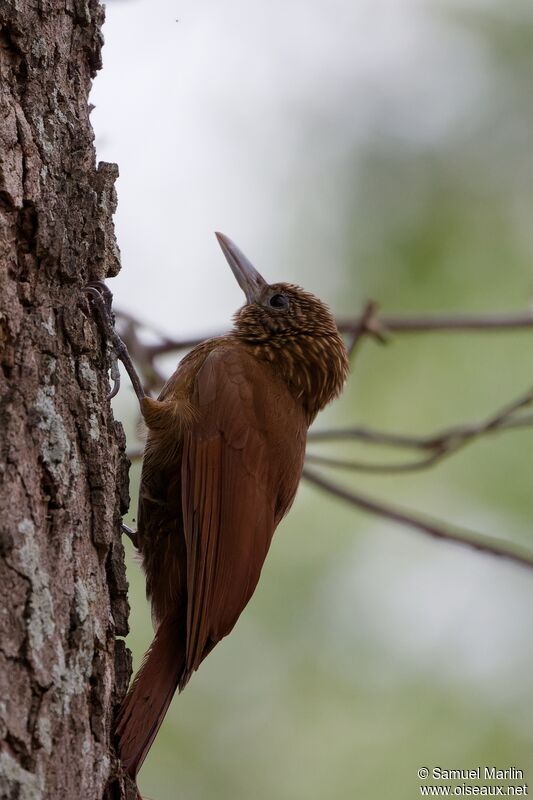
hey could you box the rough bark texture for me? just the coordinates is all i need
[0,2,134,798]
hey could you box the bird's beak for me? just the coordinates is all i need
[215,232,268,304]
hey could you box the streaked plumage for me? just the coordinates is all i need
[115,235,349,781]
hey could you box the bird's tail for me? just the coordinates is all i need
[115,612,185,779]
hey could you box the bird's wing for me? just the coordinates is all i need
[180,345,306,687]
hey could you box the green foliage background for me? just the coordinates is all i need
[112,3,533,798]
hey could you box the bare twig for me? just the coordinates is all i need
[346,300,384,357]
[302,468,533,571]
[115,308,533,365]
[307,387,533,472]
[338,310,533,336]
[307,415,533,446]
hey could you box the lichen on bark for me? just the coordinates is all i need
[0,3,132,798]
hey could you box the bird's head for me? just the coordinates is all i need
[216,232,349,420]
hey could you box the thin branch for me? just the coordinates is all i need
[114,310,218,358]
[308,415,533,446]
[114,308,533,364]
[338,310,533,336]
[346,300,384,357]
[304,451,448,473]
[307,387,533,473]
[302,467,533,571]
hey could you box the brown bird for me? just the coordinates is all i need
[111,233,349,780]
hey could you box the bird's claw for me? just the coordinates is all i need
[84,282,122,400]
[85,281,146,404]
[107,359,121,400]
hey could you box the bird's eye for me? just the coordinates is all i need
[269,293,289,309]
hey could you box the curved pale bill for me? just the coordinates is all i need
[215,232,268,304]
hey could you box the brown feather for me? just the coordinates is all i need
[114,278,349,780]
[114,612,185,778]
[180,345,306,687]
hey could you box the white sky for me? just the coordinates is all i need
[91,0,485,336]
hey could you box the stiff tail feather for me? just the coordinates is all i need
[115,612,186,778]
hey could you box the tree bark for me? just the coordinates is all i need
[0,3,133,798]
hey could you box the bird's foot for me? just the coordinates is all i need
[84,282,146,404]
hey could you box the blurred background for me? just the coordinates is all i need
[91,1,533,798]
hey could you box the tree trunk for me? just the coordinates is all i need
[0,3,133,798]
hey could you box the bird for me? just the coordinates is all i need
[111,233,349,780]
